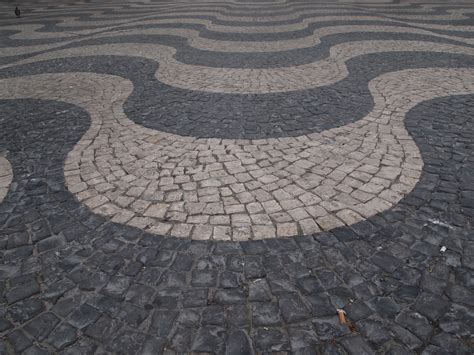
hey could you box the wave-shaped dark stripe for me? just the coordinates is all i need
[2,51,474,140]
[131,32,474,66]
[3,8,474,36]
[3,16,474,52]
[3,27,474,69]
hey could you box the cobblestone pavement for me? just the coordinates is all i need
[1,1,473,354]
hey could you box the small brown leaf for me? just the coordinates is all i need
[337,308,347,325]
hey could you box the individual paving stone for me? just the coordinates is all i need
[109,329,147,354]
[197,255,225,270]
[101,275,131,298]
[76,271,110,292]
[89,294,122,316]
[191,269,218,287]
[317,270,344,289]
[345,300,373,321]
[393,284,419,302]
[24,312,60,341]
[312,316,351,340]
[226,304,249,328]
[160,270,187,288]
[83,315,122,343]
[251,302,281,326]
[59,338,98,354]
[357,319,392,346]
[6,279,40,304]
[438,304,473,337]
[202,305,226,326]
[339,334,375,355]
[149,250,175,267]
[150,310,178,337]
[370,252,402,273]
[42,279,75,303]
[154,290,179,309]
[420,273,446,295]
[243,255,266,279]
[395,311,433,341]
[213,288,245,305]
[118,302,149,326]
[327,286,355,308]
[136,249,158,265]
[413,292,450,321]
[137,337,167,355]
[7,232,29,249]
[170,253,194,271]
[0,315,12,333]
[7,299,45,323]
[125,284,155,308]
[248,278,272,302]
[0,343,8,355]
[7,329,33,353]
[430,332,473,354]
[295,275,323,295]
[68,304,100,330]
[22,345,51,355]
[391,323,423,350]
[167,326,193,352]
[225,329,254,355]
[137,267,163,286]
[219,271,241,288]
[254,328,290,352]
[123,260,142,276]
[369,297,401,319]
[183,289,208,308]
[288,325,320,351]
[52,296,81,318]
[46,322,77,350]
[240,240,268,255]
[191,326,226,353]
[37,234,66,253]
[267,272,298,295]
[176,309,200,328]
[421,344,445,354]
[445,284,474,306]
[100,255,125,274]
[278,293,311,323]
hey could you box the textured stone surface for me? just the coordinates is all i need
[1,0,474,354]
[0,154,12,203]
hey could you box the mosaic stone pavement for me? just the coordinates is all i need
[1,0,474,353]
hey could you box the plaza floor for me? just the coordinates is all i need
[0,0,473,353]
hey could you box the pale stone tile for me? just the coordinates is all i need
[336,209,363,225]
[192,225,213,240]
[213,226,232,241]
[232,226,251,241]
[253,225,276,239]
[147,222,172,236]
[316,215,344,231]
[299,218,321,235]
[276,223,298,237]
